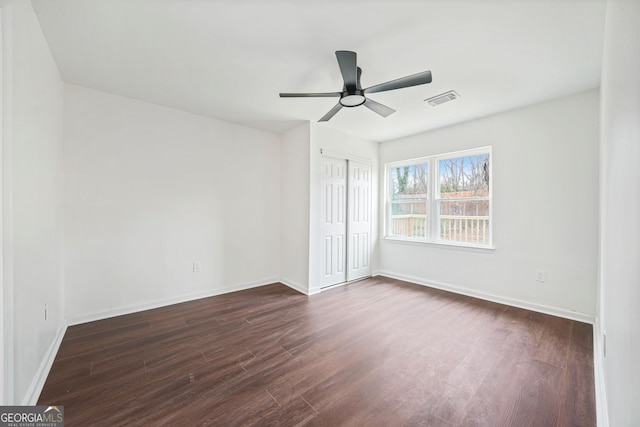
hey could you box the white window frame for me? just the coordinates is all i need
[384,146,492,249]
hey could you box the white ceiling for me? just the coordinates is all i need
[31,0,607,142]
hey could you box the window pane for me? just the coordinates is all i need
[439,153,490,198]
[438,200,490,244]
[389,162,429,239]
[390,201,427,238]
[391,162,429,199]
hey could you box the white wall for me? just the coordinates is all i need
[308,124,379,294]
[1,0,64,404]
[280,123,311,293]
[379,90,599,319]
[64,84,281,321]
[599,0,640,424]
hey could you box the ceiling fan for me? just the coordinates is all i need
[280,50,432,122]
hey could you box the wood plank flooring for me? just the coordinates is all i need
[38,277,596,426]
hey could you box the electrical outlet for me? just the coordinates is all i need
[193,261,201,273]
[535,269,546,283]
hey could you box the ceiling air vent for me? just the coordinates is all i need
[425,90,460,107]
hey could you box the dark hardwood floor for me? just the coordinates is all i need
[38,277,595,426]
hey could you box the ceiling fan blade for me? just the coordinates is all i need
[280,92,341,98]
[363,98,395,118]
[364,71,432,94]
[318,103,343,122]
[336,50,358,92]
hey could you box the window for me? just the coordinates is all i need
[385,147,492,247]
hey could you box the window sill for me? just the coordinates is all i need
[382,237,496,253]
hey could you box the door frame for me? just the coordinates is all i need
[1,5,15,405]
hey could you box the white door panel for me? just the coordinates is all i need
[320,157,347,287]
[347,161,372,281]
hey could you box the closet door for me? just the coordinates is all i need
[347,161,372,281]
[320,157,347,287]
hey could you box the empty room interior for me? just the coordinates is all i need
[1,0,639,425]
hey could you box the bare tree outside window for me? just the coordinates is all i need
[439,154,490,198]
[392,164,427,197]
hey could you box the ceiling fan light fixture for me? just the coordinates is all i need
[340,93,366,107]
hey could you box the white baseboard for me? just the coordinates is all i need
[280,278,309,295]
[593,318,609,427]
[22,322,68,405]
[377,270,596,324]
[67,278,279,326]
